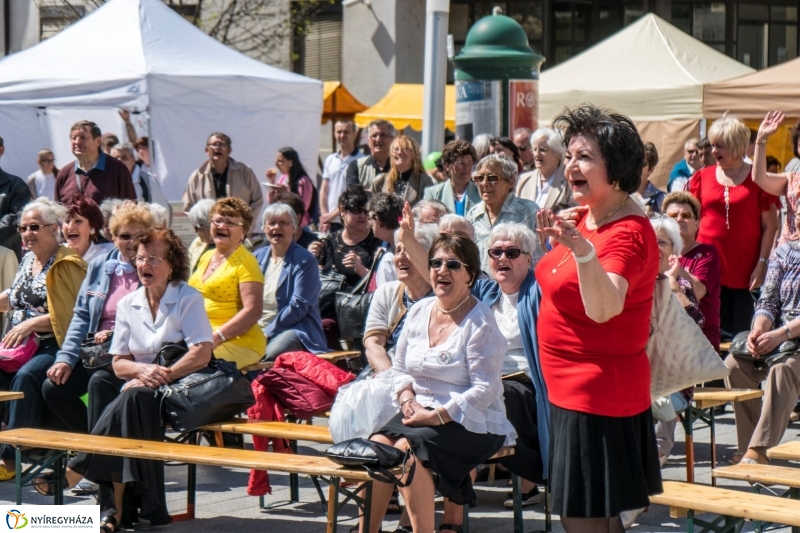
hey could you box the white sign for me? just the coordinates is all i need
[455,80,502,141]
[0,505,100,531]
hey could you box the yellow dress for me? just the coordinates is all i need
[188,245,266,368]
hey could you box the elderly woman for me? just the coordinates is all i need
[689,115,780,336]
[516,127,575,211]
[724,208,800,466]
[41,204,155,438]
[0,198,87,480]
[254,203,326,361]
[472,134,492,161]
[187,199,215,272]
[188,197,265,369]
[536,105,662,532]
[440,214,476,240]
[372,135,434,206]
[110,143,171,224]
[412,199,449,224]
[58,228,213,531]
[662,191,722,351]
[361,232,515,533]
[466,154,543,272]
[423,140,481,216]
[62,194,114,262]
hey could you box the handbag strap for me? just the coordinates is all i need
[346,247,386,298]
[364,448,416,488]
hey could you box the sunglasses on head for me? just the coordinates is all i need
[487,247,527,260]
[429,258,468,271]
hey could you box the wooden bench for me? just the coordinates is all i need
[767,440,800,462]
[0,391,23,402]
[651,480,800,533]
[241,350,360,373]
[682,387,764,484]
[0,428,393,533]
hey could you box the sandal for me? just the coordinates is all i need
[32,471,66,496]
[439,525,463,533]
[100,514,120,533]
[386,488,402,515]
[394,526,413,533]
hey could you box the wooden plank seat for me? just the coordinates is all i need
[241,350,360,374]
[0,428,396,533]
[650,480,800,533]
[713,463,800,488]
[766,441,800,462]
[0,391,23,402]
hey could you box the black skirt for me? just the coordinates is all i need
[549,403,663,518]
[498,380,545,484]
[376,411,505,504]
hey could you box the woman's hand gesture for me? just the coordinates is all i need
[397,201,416,247]
[758,111,785,141]
[536,209,593,256]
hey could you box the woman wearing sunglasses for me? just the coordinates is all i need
[361,231,515,533]
[39,204,155,459]
[0,198,87,481]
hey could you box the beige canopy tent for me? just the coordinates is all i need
[539,14,753,188]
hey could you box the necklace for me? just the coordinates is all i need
[208,251,231,273]
[551,196,629,275]
[720,164,748,230]
[437,293,472,314]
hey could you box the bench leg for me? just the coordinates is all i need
[462,501,469,533]
[511,474,523,533]
[311,475,327,511]
[289,440,299,502]
[681,408,695,483]
[687,509,694,533]
[710,408,717,487]
[52,453,65,506]
[326,479,338,533]
[14,446,21,505]
[171,463,196,522]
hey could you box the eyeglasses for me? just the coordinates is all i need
[391,148,411,156]
[686,149,698,155]
[211,218,244,228]
[666,212,695,221]
[115,233,141,241]
[657,240,671,248]
[17,223,53,234]
[39,158,55,164]
[346,208,368,216]
[532,147,550,155]
[452,159,473,168]
[488,247,527,260]
[429,258,468,271]
[134,255,166,267]
[265,220,293,228]
[472,174,502,184]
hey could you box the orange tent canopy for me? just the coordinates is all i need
[322,81,368,123]
[354,83,456,131]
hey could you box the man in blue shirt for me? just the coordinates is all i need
[668,138,701,192]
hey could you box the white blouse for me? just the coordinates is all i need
[392,297,517,445]
[110,281,213,363]
[493,291,531,379]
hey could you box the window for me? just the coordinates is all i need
[738,2,799,68]
[292,10,342,81]
[39,5,84,40]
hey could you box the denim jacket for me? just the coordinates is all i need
[55,248,128,367]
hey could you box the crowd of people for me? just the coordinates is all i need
[0,103,797,533]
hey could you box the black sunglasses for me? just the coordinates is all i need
[429,258,468,271]
[472,174,502,184]
[17,223,53,234]
[487,247,527,260]
[346,208,368,216]
[116,233,140,241]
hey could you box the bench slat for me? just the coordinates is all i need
[768,441,800,462]
[242,351,360,374]
[0,428,377,481]
[0,392,23,402]
[651,481,800,526]
[713,463,800,488]
[692,387,763,404]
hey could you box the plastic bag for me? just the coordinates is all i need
[329,369,398,443]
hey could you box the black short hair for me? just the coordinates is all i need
[429,232,481,287]
[553,104,644,194]
[338,186,371,213]
[368,192,403,231]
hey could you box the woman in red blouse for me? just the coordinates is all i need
[688,116,780,337]
[536,105,662,532]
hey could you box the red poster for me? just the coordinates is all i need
[508,80,539,133]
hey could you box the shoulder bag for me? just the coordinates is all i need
[728,314,799,370]
[155,341,256,432]
[335,248,385,340]
[319,268,347,319]
[326,437,416,487]
[647,275,730,400]
[0,333,39,373]
[79,332,113,371]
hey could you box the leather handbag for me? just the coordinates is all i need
[326,438,416,487]
[155,341,256,432]
[257,367,334,420]
[729,324,799,370]
[335,249,385,340]
[0,333,39,373]
[647,275,730,400]
[319,269,347,319]
[79,333,113,371]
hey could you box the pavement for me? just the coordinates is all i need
[0,406,799,532]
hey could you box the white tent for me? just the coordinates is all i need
[0,0,322,203]
[539,14,753,187]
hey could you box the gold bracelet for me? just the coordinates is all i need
[435,406,446,426]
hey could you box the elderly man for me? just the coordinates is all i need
[110,143,171,225]
[513,128,535,171]
[668,138,702,192]
[320,119,362,233]
[516,127,575,211]
[182,132,263,216]
[0,136,32,259]
[345,119,394,189]
[55,121,136,205]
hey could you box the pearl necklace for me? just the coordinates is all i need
[720,164,748,230]
[437,293,472,315]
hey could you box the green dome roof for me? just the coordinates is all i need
[453,13,544,68]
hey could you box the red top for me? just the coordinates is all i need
[689,166,780,289]
[535,215,659,417]
[679,243,722,351]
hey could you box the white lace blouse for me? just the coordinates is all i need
[392,297,517,445]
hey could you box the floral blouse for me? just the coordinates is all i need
[4,252,54,329]
[754,241,800,325]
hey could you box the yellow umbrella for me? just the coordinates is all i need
[322,81,368,123]
[354,83,455,131]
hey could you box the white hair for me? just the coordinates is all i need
[651,215,683,252]
[395,223,439,253]
[99,199,124,224]
[144,201,168,227]
[22,197,66,225]
[261,202,298,231]
[439,214,475,240]
[530,127,566,159]
[472,133,492,160]
[187,199,215,228]
[412,199,449,220]
[112,142,136,159]
[488,222,537,256]
[476,153,519,187]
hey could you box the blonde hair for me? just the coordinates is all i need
[708,115,750,161]
[108,203,155,236]
[386,135,424,194]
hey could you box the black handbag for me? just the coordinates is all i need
[319,269,347,319]
[335,249,385,340]
[79,332,113,371]
[326,437,416,487]
[729,325,800,370]
[155,341,256,432]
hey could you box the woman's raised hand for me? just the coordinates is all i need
[536,209,592,255]
[397,201,416,245]
[758,111,785,141]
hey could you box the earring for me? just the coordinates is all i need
[90,229,96,235]
[614,181,620,191]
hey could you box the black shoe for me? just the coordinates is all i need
[503,486,542,508]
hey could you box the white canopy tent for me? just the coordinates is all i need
[539,14,753,188]
[0,0,322,204]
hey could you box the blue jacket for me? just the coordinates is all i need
[254,241,327,354]
[56,248,127,367]
[471,273,550,480]
[668,159,694,190]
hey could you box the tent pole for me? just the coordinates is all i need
[146,106,156,180]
